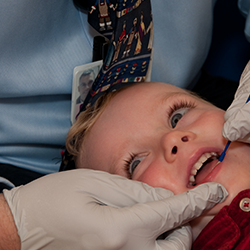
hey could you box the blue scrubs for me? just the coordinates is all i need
[0,0,222,174]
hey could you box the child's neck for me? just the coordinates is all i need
[190,215,214,241]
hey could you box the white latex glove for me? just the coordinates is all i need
[223,60,250,143]
[3,169,227,250]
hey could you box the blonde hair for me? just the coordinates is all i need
[66,90,120,159]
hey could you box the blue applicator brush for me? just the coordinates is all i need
[217,140,231,164]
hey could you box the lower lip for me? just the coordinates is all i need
[195,159,222,185]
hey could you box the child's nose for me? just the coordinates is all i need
[161,131,195,163]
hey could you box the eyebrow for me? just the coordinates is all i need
[160,90,209,105]
[160,91,191,105]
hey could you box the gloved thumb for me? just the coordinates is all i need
[120,182,227,236]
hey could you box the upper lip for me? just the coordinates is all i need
[187,147,221,187]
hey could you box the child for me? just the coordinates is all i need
[67,81,250,248]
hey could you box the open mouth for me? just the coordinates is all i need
[189,152,219,186]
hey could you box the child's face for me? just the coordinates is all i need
[78,82,250,215]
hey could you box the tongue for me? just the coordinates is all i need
[195,159,217,184]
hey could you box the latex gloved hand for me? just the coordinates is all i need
[223,60,250,143]
[4,169,227,250]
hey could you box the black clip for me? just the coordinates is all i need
[93,36,109,62]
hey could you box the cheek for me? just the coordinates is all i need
[183,109,225,139]
[203,113,224,133]
[199,110,225,127]
[136,162,186,195]
[79,133,111,172]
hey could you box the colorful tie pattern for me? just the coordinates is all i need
[60,0,153,170]
[80,0,153,112]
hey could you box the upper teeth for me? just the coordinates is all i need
[189,152,218,186]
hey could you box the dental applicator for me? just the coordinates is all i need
[217,140,231,164]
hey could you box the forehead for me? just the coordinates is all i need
[105,82,189,111]
[118,82,188,99]
[93,83,189,129]
[95,82,216,129]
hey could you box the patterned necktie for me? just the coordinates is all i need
[60,0,153,170]
[77,0,153,112]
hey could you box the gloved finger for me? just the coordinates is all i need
[157,224,192,250]
[223,101,250,141]
[104,183,227,242]
[235,133,250,144]
[233,59,250,100]
[237,59,250,98]
[223,60,250,141]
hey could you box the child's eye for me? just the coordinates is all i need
[129,156,146,175]
[168,101,196,128]
[170,109,189,128]
[124,155,146,177]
